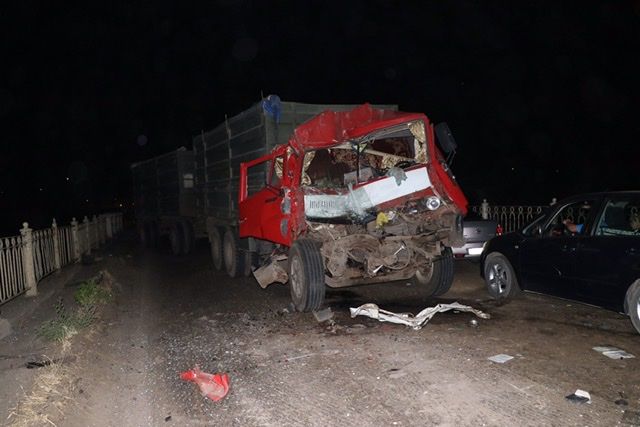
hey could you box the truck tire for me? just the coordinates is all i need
[289,239,325,312]
[483,252,521,301]
[209,227,223,271]
[244,251,257,277]
[625,280,640,335]
[179,219,194,255]
[223,227,245,278]
[412,246,454,297]
[141,221,158,248]
[170,222,184,256]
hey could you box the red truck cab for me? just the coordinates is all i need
[239,103,468,311]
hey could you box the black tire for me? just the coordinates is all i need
[223,227,245,278]
[412,246,455,297]
[179,219,195,255]
[484,252,521,301]
[139,223,149,247]
[209,227,223,271]
[625,280,640,335]
[141,221,158,248]
[244,251,258,277]
[169,222,184,256]
[288,239,326,312]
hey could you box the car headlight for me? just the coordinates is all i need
[425,196,441,210]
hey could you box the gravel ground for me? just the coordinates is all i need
[3,234,640,426]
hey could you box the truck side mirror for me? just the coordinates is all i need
[435,122,457,154]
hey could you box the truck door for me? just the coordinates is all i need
[238,150,292,247]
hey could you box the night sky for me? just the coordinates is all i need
[1,1,639,233]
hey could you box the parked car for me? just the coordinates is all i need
[452,215,502,260]
[480,191,640,334]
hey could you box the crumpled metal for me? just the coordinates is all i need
[349,302,490,330]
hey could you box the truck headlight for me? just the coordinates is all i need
[425,196,441,210]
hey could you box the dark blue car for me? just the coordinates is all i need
[480,191,640,334]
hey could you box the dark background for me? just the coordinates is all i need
[1,1,639,235]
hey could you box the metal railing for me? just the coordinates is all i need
[0,213,123,306]
[469,199,557,233]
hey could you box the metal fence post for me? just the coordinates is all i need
[20,223,37,297]
[480,199,489,220]
[83,216,91,255]
[71,217,80,261]
[98,215,106,245]
[52,218,61,271]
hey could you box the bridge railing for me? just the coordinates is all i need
[0,213,123,306]
[469,199,557,234]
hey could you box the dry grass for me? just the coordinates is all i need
[7,269,117,426]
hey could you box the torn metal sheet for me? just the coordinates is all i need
[253,261,288,289]
[349,302,490,330]
[592,346,635,359]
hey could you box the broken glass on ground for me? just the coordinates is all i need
[349,302,490,330]
[488,354,514,364]
[592,346,635,359]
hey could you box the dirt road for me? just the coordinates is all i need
[4,235,640,426]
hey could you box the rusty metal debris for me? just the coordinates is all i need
[349,302,490,330]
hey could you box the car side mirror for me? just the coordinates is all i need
[435,122,457,154]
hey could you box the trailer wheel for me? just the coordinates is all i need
[223,227,245,278]
[289,239,325,312]
[209,227,223,271]
[179,219,194,255]
[141,221,158,248]
[413,246,454,297]
[170,222,184,256]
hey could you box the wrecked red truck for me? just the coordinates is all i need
[229,98,469,311]
[133,97,469,312]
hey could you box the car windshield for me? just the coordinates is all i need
[521,211,549,236]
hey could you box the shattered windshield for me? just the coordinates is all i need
[302,121,427,189]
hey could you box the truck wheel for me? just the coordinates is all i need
[625,280,640,335]
[412,246,454,297]
[209,227,223,271]
[170,222,184,256]
[148,222,159,248]
[289,239,325,312]
[179,219,194,255]
[484,252,521,301]
[223,227,245,278]
[141,221,158,248]
[244,251,257,277]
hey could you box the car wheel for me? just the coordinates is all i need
[625,280,640,335]
[179,220,195,255]
[412,246,455,297]
[484,252,521,301]
[223,227,245,278]
[170,222,184,256]
[289,239,325,312]
[209,227,223,271]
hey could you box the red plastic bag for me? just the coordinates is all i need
[180,366,230,402]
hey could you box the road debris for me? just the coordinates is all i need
[180,366,230,402]
[313,307,334,323]
[565,389,591,404]
[349,302,490,330]
[488,354,514,364]
[592,346,635,360]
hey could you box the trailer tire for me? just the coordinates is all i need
[170,222,184,256]
[413,246,454,297]
[209,227,223,271]
[141,221,158,248]
[289,239,325,312]
[179,219,194,255]
[223,227,245,278]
